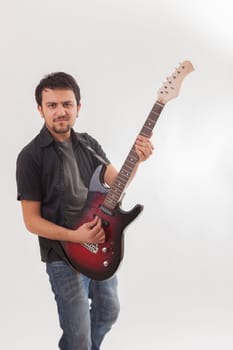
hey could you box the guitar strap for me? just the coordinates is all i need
[77,136,109,166]
[85,144,109,166]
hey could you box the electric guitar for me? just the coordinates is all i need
[60,61,194,280]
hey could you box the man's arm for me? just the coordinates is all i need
[20,200,105,243]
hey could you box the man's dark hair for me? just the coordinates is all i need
[35,72,81,106]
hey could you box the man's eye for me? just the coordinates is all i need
[48,103,56,109]
[64,102,73,108]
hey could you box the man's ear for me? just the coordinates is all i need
[76,103,81,117]
[37,105,44,118]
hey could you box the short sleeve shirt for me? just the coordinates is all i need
[16,125,110,262]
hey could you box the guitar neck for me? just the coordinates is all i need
[103,101,165,210]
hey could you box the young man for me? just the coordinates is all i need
[16,72,154,350]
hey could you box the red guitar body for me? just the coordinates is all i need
[59,166,143,280]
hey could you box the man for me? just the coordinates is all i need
[16,72,154,350]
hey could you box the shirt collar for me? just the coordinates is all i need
[38,124,55,147]
[38,124,80,148]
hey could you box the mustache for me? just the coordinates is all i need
[53,116,69,122]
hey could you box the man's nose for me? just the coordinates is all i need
[56,105,66,115]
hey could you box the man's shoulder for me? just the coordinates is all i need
[18,133,41,158]
[17,129,49,167]
[18,126,53,158]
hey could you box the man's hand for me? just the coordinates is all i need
[135,134,154,162]
[73,216,105,244]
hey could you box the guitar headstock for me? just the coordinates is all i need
[157,60,194,104]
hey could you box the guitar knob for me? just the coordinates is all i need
[103,261,110,267]
[102,247,108,253]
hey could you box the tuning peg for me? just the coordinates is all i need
[166,77,172,84]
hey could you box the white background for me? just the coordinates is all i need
[1,0,233,349]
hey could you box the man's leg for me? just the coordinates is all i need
[89,275,120,350]
[46,261,91,350]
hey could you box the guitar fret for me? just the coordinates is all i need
[151,110,160,116]
[143,123,153,131]
[120,171,129,177]
[104,100,164,209]
[112,186,120,193]
[142,125,153,131]
[118,173,128,181]
[140,127,152,136]
[105,195,117,204]
[145,119,155,128]
[113,183,123,191]
[103,201,115,210]
[127,155,138,162]
[122,165,133,173]
[120,169,130,175]
[140,132,149,137]
[115,179,127,187]
[109,192,119,200]
[105,196,118,207]
[125,160,136,167]
[123,161,133,169]
[125,160,135,167]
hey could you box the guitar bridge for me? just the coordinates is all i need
[81,242,99,254]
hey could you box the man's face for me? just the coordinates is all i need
[38,88,81,140]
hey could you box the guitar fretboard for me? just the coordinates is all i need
[103,101,164,210]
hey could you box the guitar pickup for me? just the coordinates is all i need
[99,204,114,216]
[93,214,109,228]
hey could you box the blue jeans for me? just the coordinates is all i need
[46,261,120,350]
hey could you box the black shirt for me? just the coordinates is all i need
[16,125,110,262]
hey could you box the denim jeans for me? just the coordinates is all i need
[46,261,120,350]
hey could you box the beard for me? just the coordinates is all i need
[51,116,71,134]
[52,124,71,134]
